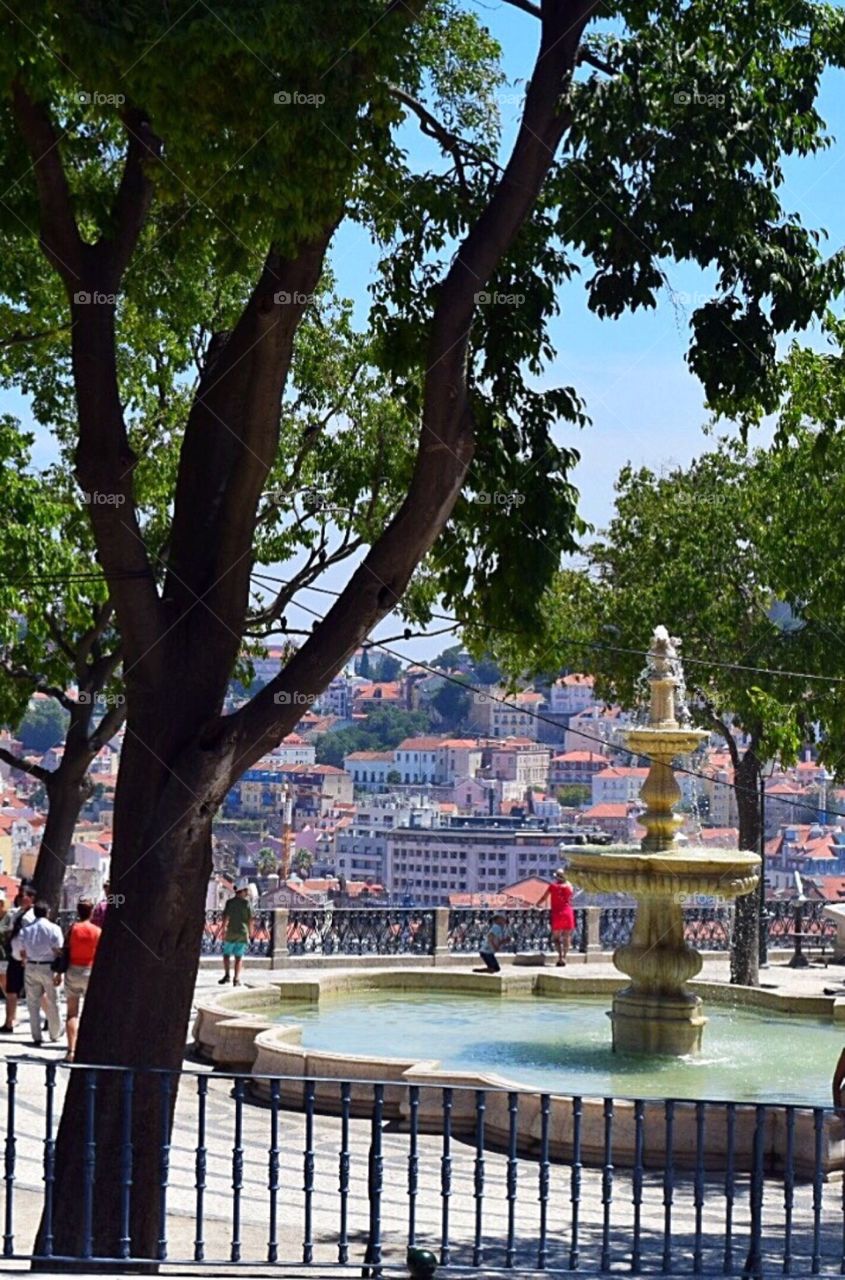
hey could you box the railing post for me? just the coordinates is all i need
[272,909,289,968]
[433,907,450,964]
[585,906,602,955]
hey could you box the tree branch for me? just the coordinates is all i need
[0,660,77,714]
[220,0,600,782]
[44,613,78,666]
[106,109,162,281]
[0,746,51,785]
[88,698,127,754]
[577,45,617,76]
[501,0,542,17]
[10,80,83,285]
[0,323,71,349]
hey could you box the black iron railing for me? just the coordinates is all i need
[56,901,837,960]
[287,907,434,955]
[4,1059,845,1274]
[200,910,274,956]
[447,907,587,955]
[599,905,737,953]
[599,905,637,949]
[767,900,836,950]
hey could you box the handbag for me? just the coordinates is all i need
[52,925,72,974]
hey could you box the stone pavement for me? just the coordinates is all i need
[1,955,844,1275]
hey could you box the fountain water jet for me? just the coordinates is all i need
[567,626,761,1056]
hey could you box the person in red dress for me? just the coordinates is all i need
[537,867,576,966]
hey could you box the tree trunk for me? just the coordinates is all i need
[730,750,762,987]
[32,760,92,913]
[35,730,217,1263]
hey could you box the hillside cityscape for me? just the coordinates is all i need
[2,645,840,914]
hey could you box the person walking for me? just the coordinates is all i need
[91,879,111,928]
[61,898,101,1062]
[218,882,254,987]
[1,884,36,1034]
[537,867,576,966]
[0,895,9,1001]
[19,902,63,1046]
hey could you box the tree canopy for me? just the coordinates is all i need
[2,0,845,1258]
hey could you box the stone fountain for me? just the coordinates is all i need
[567,626,761,1056]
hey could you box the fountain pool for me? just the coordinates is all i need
[251,989,839,1106]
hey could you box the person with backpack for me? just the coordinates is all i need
[0,884,36,1034]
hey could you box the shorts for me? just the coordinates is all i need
[65,965,92,999]
[6,958,24,995]
[222,941,248,958]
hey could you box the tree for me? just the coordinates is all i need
[256,847,278,876]
[369,653,403,682]
[493,443,845,984]
[1,0,842,1258]
[0,423,125,908]
[292,848,313,877]
[316,705,430,765]
[16,698,70,754]
[430,676,472,730]
[557,783,592,807]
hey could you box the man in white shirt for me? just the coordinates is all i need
[19,902,63,1046]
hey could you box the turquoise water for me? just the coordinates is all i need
[266,991,841,1105]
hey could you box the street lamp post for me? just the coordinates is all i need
[758,775,769,968]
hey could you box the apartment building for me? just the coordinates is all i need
[343,751,396,792]
[591,766,650,806]
[383,815,569,905]
[335,795,442,886]
[549,673,595,716]
[487,741,551,788]
[394,737,444,784]
[469,689,542,740]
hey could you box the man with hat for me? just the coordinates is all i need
[218,881,254,987]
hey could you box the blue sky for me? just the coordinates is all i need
[7,4,845,663]
[317,5,845,658]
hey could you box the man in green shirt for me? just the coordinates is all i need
[219,883,254,987]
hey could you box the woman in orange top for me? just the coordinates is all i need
[61,898,101,1061]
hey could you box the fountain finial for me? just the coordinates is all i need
[647,625,681,728]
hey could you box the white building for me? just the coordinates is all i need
[384,816,568,905]
[335,794,442,885]
[549,674,595,716]
[343,751,396,792]
[469,689,542,740]
[436,739,484,785]
[591,767,650,806]
[268,734,317,767]
[315,674,352,720]
[394,737,443,785]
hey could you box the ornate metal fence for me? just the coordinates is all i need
[287,907,434,956]
[200,909,274,956]
[599,905,637,949]
[600,904,734,952]
[766,900,836,951]
[4,1059,845,1275]
[447,907,587,955]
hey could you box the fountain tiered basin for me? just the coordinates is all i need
[568,626,760,1055]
